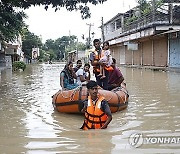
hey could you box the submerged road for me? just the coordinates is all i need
[0,63,180,153]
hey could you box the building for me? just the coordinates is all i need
[0,35,24,69]
[102,2,180,68]
[68,50,88,63]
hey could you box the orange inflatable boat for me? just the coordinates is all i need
[52,83,129,113]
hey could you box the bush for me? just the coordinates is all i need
[12,61,26,71]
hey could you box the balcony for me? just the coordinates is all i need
[123,12,170,33]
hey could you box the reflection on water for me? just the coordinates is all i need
[0,63,180,153]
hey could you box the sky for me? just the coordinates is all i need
[25,0,138,43]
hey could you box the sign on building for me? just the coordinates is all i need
[32,48,39,59]
[128,43,138,51]
[124,42,138,50]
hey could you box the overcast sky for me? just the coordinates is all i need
[25,0,137,43]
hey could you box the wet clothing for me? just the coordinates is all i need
[95,70,109,90]
[108,66,124,90]
[60,69,78,90]
[81,97,112,117]
[81,96,112,130]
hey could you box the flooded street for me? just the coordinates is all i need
[0,63,180,153]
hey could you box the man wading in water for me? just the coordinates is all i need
[81,80,112,130]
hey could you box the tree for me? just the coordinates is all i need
[1,0,107,42]
[77,42,87,51]
[22,28,42,59]
[43,35,87,61]
[0,2,27,41]
[1,0,107,19]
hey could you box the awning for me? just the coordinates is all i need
[155,29,180,36]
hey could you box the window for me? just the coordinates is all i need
[110,22,115,32]
[116,18,121,29]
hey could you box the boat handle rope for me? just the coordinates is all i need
[113,86,129,104]
[114,92,121,112]
[60,86,81,101]
[78,86,83,112]
[103,92,113,102]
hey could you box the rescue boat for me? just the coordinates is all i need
[52,83,129,113]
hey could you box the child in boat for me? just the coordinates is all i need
[98,41,113,79]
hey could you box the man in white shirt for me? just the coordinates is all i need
[76,63,90,86]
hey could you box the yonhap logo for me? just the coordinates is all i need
[129,132,143,148]
[129,132,180,148]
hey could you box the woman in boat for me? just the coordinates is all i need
[108,58,124,90]
[81,80,112,130]
[60,61,78,90]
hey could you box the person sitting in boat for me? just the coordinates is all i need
[60,61,78,90]
[73,59,82,72]
[76,63,91,86]
[108,58,124,91]
[81,80,112,130]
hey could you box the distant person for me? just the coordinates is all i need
[108,58,124,90]
[98,41,113,79]
[76,63,91,86]
[90,39,109,90]
[60,61,78,90]
[74,60,82,72]
[81,80,112,130]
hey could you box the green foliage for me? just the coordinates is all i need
[0,2,27,41]
[1,0,107,19]
[137,0,164,16]
[125,0,164,26]
[12,61,26,71]
[43,35,86,61]
[77,42,86,51]
[22,28,42,59]
[125,15,139,25]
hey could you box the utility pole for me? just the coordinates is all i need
[101,17,105,42]
[169,2,173,24]
[86,23,94,48]
[152,0,156,22]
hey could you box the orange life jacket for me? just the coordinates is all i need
[81,95,108,130]
[92,50,113,73]
[92,50,101,73]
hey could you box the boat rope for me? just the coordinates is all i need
[114,92,121,112]
[112,86,129,104]
[52,91,61,110]
[59,86,80,101]
[101,92,113,102]
[78,86,83,112]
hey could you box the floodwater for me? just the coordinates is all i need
[0,63,180,154]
